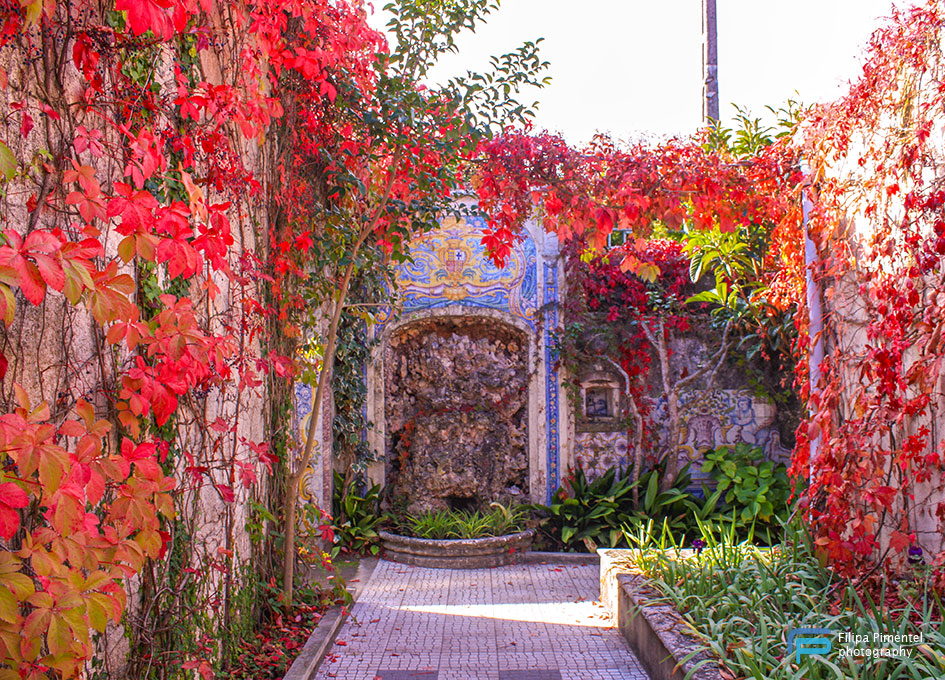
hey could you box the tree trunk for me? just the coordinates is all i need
[627,392,645,506]
[281,151,401,606]
[282,255,357,606]
[644,318,683,491]
[642,317,733,492]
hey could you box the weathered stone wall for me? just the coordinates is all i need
[571,331,793,485]
[0,20,272,675]
[384,317,529,513]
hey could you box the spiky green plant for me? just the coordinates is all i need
[625,521,945,680]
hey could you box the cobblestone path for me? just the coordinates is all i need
[314,559,650,680]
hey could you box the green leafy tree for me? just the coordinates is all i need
[280,0,549,603]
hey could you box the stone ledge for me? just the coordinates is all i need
[599,549,722,680]
[284,558,379,680]
[518,550,600,564]
[380,529,534,568]
[282,606,345,680]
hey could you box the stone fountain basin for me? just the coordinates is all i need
[379,529,535,569]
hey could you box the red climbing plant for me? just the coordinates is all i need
[474,131,801,278]
[0,0,380,675]
[0,0,547,675]
[474,0,945,580]
[792,0,945,575]
[474,128,801,490]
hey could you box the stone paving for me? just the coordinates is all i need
[314,559,650,680]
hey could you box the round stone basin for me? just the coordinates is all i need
[379,529,535,569]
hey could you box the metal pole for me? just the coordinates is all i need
[702,0,719,122]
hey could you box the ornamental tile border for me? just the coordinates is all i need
[544,260,560,501]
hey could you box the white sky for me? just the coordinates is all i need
[370,0,907,144]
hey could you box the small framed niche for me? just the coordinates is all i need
[577,371,624,432]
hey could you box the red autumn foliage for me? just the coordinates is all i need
[791,0,945,575]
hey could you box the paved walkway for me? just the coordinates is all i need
[314,559,649,680]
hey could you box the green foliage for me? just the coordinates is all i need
[629,520,945,680]
[381,0,549,141]
[332,308,378,475]
[540,464,700,552]
[543,466,635,552]
[400,502,528,539]
[684,223,789,355]
[542,448,797,552]
[330,471,387,557]
[404,508,454,539]
[703,101,804,157]
[246,498,278,546]
[702,443,792,524]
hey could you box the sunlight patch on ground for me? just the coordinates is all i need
[400,601,612,627]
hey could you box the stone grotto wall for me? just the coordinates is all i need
[360,206,564,506]
[384,317,529,513]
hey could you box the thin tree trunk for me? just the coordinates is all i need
[282,253,359,606]
[627,392,644,505]
[282,151,402,605]
[602,356,644,504]
[644,318,682,490]
[642,317,732,492]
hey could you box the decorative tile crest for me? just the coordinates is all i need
[376,215,538,329]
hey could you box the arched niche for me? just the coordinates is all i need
[367,306,544,512]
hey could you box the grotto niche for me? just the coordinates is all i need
[384,316,529,514]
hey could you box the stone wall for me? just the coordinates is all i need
[384,317,529,513]
[0,20,273,675]
[355,209,793,508]
[570,332,793,486]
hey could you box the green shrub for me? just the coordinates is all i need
[399,502,528,539]
[542,448,797,552]
[628,520,945,680]
[330,471,387,557]
[701,442,792,523]
[539,463,701,552]
[542,465,635,552]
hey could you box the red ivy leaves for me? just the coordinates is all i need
[793,1,945,574]
[115,0,182,41]
[0,0,394,673]
[0,230,63,305]
[0,483,29,541]
[475,131,798,277]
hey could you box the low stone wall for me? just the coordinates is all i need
[599,549,722,680]
[379,529,534,568]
